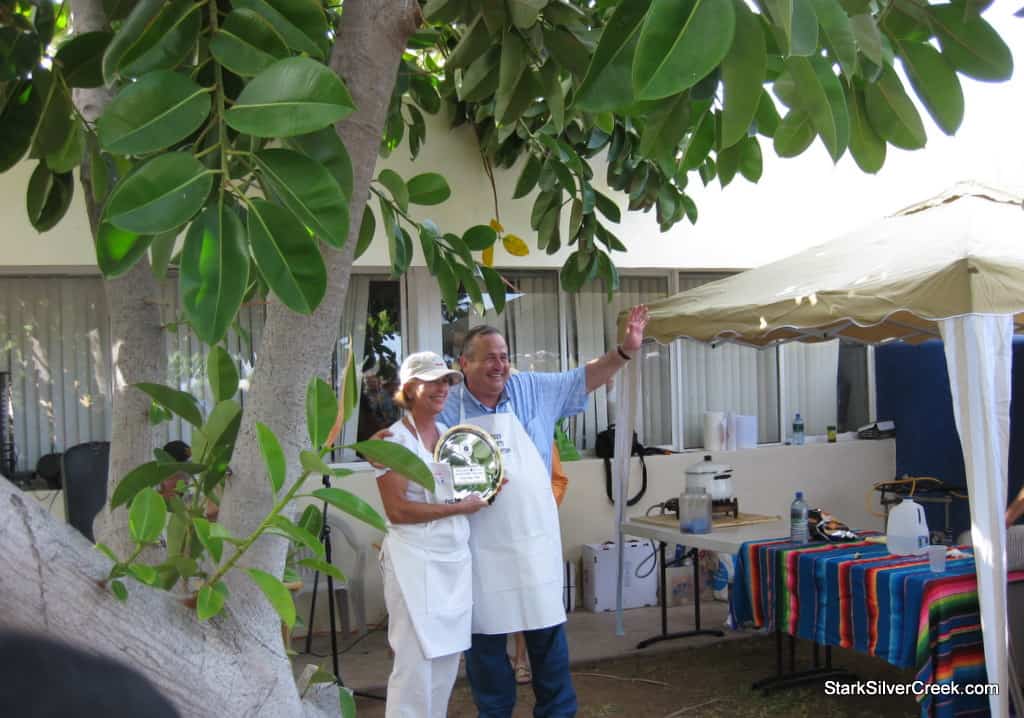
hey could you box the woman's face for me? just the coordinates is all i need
[406,377,451,415]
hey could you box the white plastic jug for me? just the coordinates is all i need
[886,498,929,555]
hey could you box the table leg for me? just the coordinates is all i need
[636,543,725,649]
[752,634,858,694]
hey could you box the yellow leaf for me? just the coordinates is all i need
[489,218,504,234]
[503,234,529,257]
[482,246,494,267]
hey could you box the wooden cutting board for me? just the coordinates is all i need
[632,512,782,530]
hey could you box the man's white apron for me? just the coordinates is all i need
[460,388,566,634]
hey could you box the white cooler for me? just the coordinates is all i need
[581,540,658,612]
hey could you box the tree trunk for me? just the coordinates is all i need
[68,0,166,556]
[218,0,420,585]
[1,1,419,715]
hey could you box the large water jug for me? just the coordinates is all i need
[886,498,929,555]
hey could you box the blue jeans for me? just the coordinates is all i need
[464,624,577,718]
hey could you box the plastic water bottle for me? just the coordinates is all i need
[790,491,808,544]
[792,412,805,445]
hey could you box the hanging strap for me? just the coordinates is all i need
[603,453,647,507]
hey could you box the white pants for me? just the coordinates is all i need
[383,553,461,718]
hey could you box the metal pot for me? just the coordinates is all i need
[685,454,735,502]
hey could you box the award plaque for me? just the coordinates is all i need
[433,424,504,502]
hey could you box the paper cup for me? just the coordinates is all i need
[927,544,947,573]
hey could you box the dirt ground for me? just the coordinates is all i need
[354,635,920,717]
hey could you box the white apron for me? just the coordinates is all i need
[383,421,472,659]
[460,389,566,634]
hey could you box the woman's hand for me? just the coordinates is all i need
[457,494,488,514]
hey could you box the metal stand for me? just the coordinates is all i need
[750,627,857,694]
[302,473,385,702]
[636,544,724,649]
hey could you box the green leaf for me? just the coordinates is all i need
[340,686,356,718]
[101,0,163,83]
[255,422,286,494]
[30,70,74,160]
[128,487,167,544]
[0,83,40,173]
[207,346,239,403]
[98,70,210,156]
[737,135,763,182]
[226,57,355,138]
[197,582,227,621]
[193,517,224,564]
[311,487,388,534]
[897,40,963,136]
[455,263,486,316]
[458,47,500,102]
[286,127,354,201]
[340,340,359,425]
[248,198,327,314]
[480,266,507,314]
[354,206,375,260]
[180,201,249,345]
[110,461,178,509]
[349,440,434,493]
[128,563,159,586]
[542,26,591,79]
[245,568,296,629]
[634,0,735,101]
[56,31,111,88]
[118,0,201,79]
[929,4,1013,82]
[297,504,323,537]
[95,542,119,562]
[300,449,331,476]
[298,557,345,582]
[26,164,73,233]
[637,92,690,163]
[575,0,652,112]
[192,400,242,486]
[256,148,348,247]
[270,515,324,559]
[810,0,857,77]
[863,64,926,150]
[377,169,409,213]
[45,118,85,174]
[594,191,621,223]
[306,377,337,449]
[407,173,451,205]
[509,0,546,28]
[845,82,885,173]
[436,257,459,313]
[849,14,882,68]
[681,108,714,170]
[110,579,128,601]
[720,0,766,149]
[210,9,290,77]
[495,30,527,126]
[754,90,781,137]
[513,154,542,199]
[104,153,212,235]
[135,382,202,427]
[232,0,328,60]
[447,16,490,70]
[785,56,848,161]
[773,109,815,157]
[763,0,817,56]
[463,225,497,251]
[96,223,152,278]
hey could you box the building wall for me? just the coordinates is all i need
[295,439,894,628]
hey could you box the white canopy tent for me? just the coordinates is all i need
[612,183,1024,717]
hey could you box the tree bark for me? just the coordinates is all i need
[67,0,167,555]
[218,0,420,590]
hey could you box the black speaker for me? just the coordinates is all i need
[62,442,110,542]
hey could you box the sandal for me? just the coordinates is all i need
[514,661,532,685]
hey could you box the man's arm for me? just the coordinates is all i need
[585,305,649,393]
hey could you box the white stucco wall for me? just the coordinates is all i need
[295,438,895,630]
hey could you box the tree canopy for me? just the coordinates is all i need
[1,0,1014,331]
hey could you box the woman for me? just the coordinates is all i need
[377,351,488,718]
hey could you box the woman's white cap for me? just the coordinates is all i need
[399,352,463,386]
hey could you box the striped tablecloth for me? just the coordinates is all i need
[730,535,1022,717]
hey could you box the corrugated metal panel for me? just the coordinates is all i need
[0,277,111,471]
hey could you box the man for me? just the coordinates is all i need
[439,305,649,718]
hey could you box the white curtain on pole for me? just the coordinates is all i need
[613,357,640,636]
[939,314,1011,718]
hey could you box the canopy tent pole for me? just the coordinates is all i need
[612,358,640,636]
[939,315,1012,718]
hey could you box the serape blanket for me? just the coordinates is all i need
[730,535,1024,718]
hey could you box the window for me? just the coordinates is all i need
[569,275,672,449]
[441,271,563,372]
[335,275,403,458]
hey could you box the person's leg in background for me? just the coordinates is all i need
[465,632,516,718]
[512,631,532,684]
[524,623,577,717]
